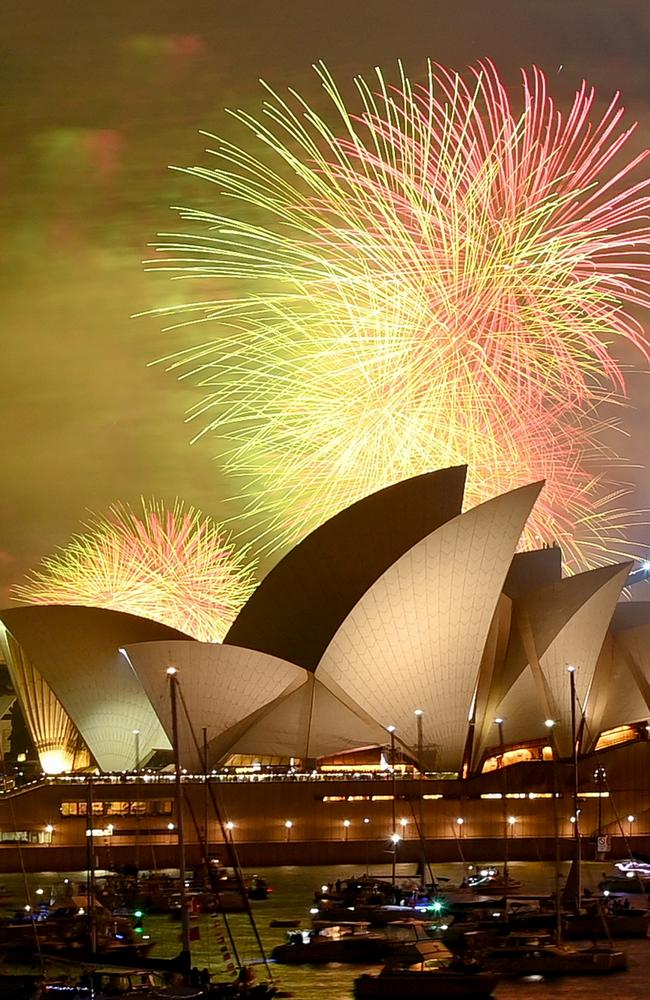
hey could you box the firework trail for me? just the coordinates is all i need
[148,61,650,567]
[13,499,257,642]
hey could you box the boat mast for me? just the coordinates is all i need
[167,666,192,967]
[86,774,97,955]
[388,726,397,890]
[495,718,510,882]
[568,665,582,910]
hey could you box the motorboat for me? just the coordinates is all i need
[467,869,524,895]
[599,874,650,894]
[37,967,279,999]
[562,903,650,939]
[475,931,627,976]
[0,896,151,963]
[311,876,495,927]
[273,918,444,965]
[354,942,499,999]
[272,921,388,964]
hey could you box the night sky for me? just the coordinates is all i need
[2,1,649,603]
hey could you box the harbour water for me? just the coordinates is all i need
[1,861,649,998]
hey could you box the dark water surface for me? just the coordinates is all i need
[1,861,649,999]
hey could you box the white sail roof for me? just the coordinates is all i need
[491,563,630,757]
[123,641,306,770]
[316,482,542,770]
[0,606,192,771]
[217,672,391,762]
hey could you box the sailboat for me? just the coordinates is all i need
[14,669,281,1000]
[162,665,279,998]
[558,665,645,945]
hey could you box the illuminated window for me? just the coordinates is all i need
[594,726,637,751]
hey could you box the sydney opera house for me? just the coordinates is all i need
[0,466,648,868]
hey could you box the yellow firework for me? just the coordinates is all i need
[13,499,257,642]
[147,61,649,567]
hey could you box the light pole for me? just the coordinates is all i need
[627,814,635,840]
[166,665,191,962]
[494,717,509,880]
[343,819,350,842]
[415,709,424,760]
[507,815,516,862]
[594,766,606,851]
[387,726,397,887]
[414,709,425,882]
[285,820,293,842]
[363,817,370,875]
[132,730,141,775]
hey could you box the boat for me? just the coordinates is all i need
[561,902,650,939]
[467,870,523,895]
[0,972,45,999]
[272,918,444,965]
[474,931,627,976]
[311,876,495,926]
[273,921,388,964]
[599,874,650,894]
[161,667,279,999]
[353,941,499,999]
[37,966,279,999]
[0,896,151,963]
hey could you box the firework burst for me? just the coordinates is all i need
[13,499,257,642]
[148,61,650,567]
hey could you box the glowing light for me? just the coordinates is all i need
[0,625,79,775]
[13,498,257,642]
[545,719,556,728]
[150,61,650,568]
[38,748,75,776]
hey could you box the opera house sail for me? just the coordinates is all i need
[0,469,648,860]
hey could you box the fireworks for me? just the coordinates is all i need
[149,61,650,567]
[13,499,257,642]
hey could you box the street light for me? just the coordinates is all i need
[285,820,293,842]
[414,710,424,759]
[627,815,635,839]
[132,730,141,774]
[593,766,607,840]
[363,817,371,874]
[343,819,350,841]
[387,726,397,886]
[456,817,464,838]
